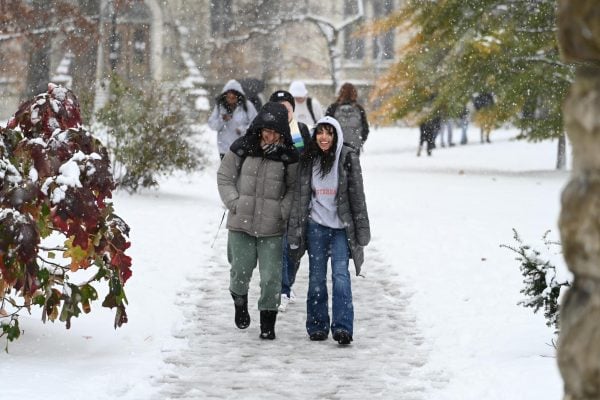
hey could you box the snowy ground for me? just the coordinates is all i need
[2,125,567,399]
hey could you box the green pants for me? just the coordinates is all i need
[227,230,283,311]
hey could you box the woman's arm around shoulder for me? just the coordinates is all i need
[281,161,298,221]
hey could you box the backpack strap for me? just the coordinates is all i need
[307,97,316,124]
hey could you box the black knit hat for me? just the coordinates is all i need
[269,90,296,111]
[248,101,291,142]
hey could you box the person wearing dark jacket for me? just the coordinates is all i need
[287,116,371,345]
[268,90,312,312]
[325,82,370,155]
[417,114,442,157]
[217,102,299,340]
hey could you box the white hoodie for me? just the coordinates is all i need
[309,116,345,229]
[208,80,257,155]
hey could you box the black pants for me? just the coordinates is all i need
[419,117,441,154]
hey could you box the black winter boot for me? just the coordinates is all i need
[231,292,250,329]
[259,310,277,340]
[333,330,353,345]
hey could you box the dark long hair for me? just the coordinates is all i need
[217,90,248,114]
[306,123,338,178]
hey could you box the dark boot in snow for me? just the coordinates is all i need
[333,330,353,345]
[259,310,277,340]
[309,331,328,341]
[231,292,250,329]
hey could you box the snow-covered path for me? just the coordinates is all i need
[5,126,565,400]
[156,220,436,399]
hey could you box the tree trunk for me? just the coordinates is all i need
[25,42,51,97]
[556,133,567,170]
[556,1,600,399]
[24,0,51,97]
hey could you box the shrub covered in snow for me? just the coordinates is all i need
[0,83,132,349]
[95,75,206,192]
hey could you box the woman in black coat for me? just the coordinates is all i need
[287,116,370,345]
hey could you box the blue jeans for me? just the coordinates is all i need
[281,235,301,297]
[306,219,353,336]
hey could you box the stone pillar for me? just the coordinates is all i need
[144,0,163,81]
[557,2,600,399]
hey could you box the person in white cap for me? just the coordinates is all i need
[288,80,324,128]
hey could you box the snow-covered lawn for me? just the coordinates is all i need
[2,125,567,399]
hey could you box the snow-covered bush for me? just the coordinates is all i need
[95,75,206,192]
[501,229,570,334]
[0,84,132,349]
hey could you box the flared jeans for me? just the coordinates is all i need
[306,219,354,336]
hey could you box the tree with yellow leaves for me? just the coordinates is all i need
[368,0,573,167]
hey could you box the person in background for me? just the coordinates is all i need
[472,92,495,144]
[288,80,324,128]
[217,102,299,340]
[439,118,455,148]
[268,90,312,312]
[417,114,442,157]
[287,116,371,345]
[325,82,370,155]
[208,79,257,159]
[459,105,470,145]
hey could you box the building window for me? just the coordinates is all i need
[210,0,233,36]
[133,28,146,64]
[109,32,122,70]
[343,0,364,61]
[372,0,394,60]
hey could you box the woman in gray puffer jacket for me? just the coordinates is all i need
[287,116,370,345]
[217,102,299,340]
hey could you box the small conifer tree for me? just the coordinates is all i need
[501,229,570,334]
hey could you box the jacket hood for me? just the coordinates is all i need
[247,102,292,144]
[221,79,245,96]
[230,102,299,164]
[314,115,344,158]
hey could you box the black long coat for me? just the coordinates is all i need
[287,145,371,275]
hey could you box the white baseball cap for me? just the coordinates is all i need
[289,81,308,98]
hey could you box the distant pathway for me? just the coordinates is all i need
[155,227,441,399]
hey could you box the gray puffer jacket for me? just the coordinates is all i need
[218,153,297,237]
[217,101,299,237]
[287,145,371,275]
